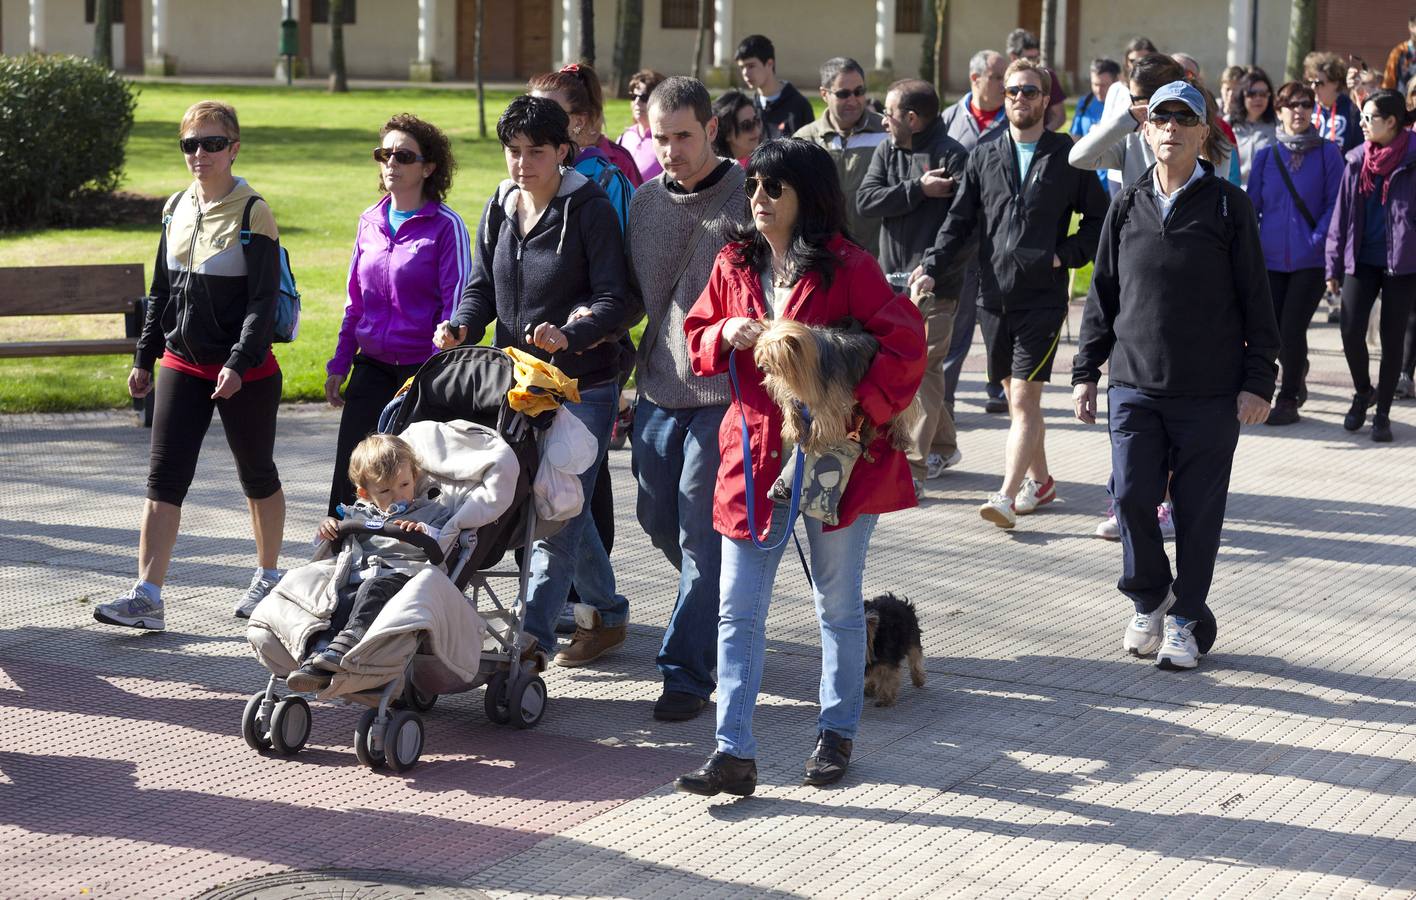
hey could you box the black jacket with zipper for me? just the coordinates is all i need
[923,129,1108,311]
[1072,160,1280,400]
[856,117,971,294]
[760,81,815,141]
[135,178,280,376]
[451,170,632,386]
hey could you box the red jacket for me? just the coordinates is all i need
[685,235,926,541]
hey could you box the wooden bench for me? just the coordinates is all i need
[0,263,154,424]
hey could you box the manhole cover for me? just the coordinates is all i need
[194,869,491,900]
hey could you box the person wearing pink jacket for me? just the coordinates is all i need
[325,114,472,515]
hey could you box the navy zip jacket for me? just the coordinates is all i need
[452,169,631,387]
[1072,160,1280,400]
[922,129,1108,311]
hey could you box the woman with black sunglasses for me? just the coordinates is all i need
[323,114,470,516]
[677,139,925,796]
[711,91,763,168]
[1247,82,1343,426]
[95,100,287,632]
[617,69,667,181]
[1226,68,1277,188]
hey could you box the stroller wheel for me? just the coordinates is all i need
[509,674,548,729]
[400,679,438,713]
[484,671,511,725]
[384,710,425,772]
[242,691,273,752]
[354,708,385,769]
[269,696,312,755]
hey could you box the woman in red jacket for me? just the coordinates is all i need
[675,140,925,796]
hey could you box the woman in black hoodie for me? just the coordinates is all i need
[436,94,632,666]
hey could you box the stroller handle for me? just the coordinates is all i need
[334,519,446,567]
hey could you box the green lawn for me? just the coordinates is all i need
[0,82,645,413]
[0,83,1091,413]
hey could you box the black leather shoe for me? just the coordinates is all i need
[1344,390,1375,431]
[1371,413,1393,443]
[803,730,853,786]
[653,690,708,721]
[675,752,756,796]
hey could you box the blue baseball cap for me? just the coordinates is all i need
[1147,81,1206,117]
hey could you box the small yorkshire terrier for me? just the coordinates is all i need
[864,593,926,707]
[754,319,921,456]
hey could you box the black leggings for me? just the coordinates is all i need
[1340,265,1416,415]
[147,366,282,506]
[327,354,422,516]
[1403,304,1416,380]
[1268,269,1325,403]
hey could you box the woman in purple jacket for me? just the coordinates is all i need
[1326,90,1416,443]
[325,114,472,513]
[1248,81,1343,426]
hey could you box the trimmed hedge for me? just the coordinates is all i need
[0,54,137,229]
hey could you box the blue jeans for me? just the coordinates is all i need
[630,397,727,699]
[523,382,628,652]
[716,513,877,759]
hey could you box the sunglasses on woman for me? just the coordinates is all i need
[1147,110,1202,127]
[629,92,650,103]
[179,136,234,154]
[1004,85,1042,100]
[736,116,762,134]
[744,176,786,200]
[1282,100,1315,111]
[373,147,426,165]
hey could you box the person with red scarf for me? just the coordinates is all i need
[1326,90,1416,443]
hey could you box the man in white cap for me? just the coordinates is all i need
[1072,81,1279,670]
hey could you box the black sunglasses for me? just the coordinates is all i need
[828,86,868,100]
[1148,110,1202,127]
[1306,79,1326,88]
[1245,88,1271,98]
[1283,100,1316,111]
[373,147,426,165]
[1004,85,1043,100]
[629,92,650,102]
[744,175,786,200]
[179,136,233,154]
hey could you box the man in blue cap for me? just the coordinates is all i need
[1071,81,1280,670]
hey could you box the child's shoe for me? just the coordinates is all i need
[286,660,333,693]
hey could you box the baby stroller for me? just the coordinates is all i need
[241,345,571,772]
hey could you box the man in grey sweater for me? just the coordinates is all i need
[627,77,751,721]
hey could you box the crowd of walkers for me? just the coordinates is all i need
[92,17,1416,794]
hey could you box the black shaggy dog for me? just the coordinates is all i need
[863,593,926,707]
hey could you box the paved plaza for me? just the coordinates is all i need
[2,317,1415,899]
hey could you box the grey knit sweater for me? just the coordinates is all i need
[627,162,750,408]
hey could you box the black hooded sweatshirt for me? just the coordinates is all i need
[1072,160,1280,400]
[452,169,632,386]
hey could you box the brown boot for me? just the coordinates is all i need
[554,605,626,667]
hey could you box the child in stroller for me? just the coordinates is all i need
[286,433,459,693]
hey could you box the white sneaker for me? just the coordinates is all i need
[1157,501,1175,540]
[1014,476,1056,515]
[94,585,165,631]
[235,571,281,619]
[979,492,1016,528]
[1157,615,1201,670]
[926,449,963,479]
[1122,590,1176,656]
[1095,516,1120,540]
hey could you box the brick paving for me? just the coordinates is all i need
[2,316,1415,898]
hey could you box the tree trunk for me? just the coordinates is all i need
[691,0,709,80]
[579,0,595,65]
[933,0,948,98]
[1038,0,1057,69]
[475,0,487,138]
[92,0,113,70]
[1286,0,1316,83]
[612,0,644,97]
[920,0,935,82]
[329,0,349,93]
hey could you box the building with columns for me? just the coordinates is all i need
[1,0,1409,97]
